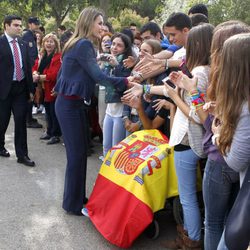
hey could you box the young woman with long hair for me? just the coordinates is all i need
[161,23,214,250]
[169,21,250,250]
[122,39,166,136]
[123,23,214,249]
[213,33,250,250]
[54,7,132,215]
[102,33,133,157]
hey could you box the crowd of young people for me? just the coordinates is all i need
[0,4,249,250]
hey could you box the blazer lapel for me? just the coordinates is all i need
[3,35,14,66]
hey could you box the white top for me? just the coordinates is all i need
[172,47,186,60]
[106,103,124,117]
[169,65,210,158]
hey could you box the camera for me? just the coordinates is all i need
[99,54,110,62]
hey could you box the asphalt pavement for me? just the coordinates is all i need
[0,113,176,250]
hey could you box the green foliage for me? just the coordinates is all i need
[128,0,162,20]
[207,0,250,25]
[43,17,57,34]
[1,0,249,36]
[156,0,186,25]
[159,0,250,27]
[184,0,250,25]
[108,8,149,32]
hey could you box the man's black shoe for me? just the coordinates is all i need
[0,148,10,157]
[27,121,43,128]
[17,156,35,167]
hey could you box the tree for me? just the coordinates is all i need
[156,0,186,25]
[158,0,250,27]
[184,0,250,25]
[207,0,250,25]
[132,0,163,20]
[108,8,149,32]
[46,0,86,27]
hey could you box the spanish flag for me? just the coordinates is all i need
[86,129,178,248]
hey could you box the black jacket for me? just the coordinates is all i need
[0,35,34,100]
[22,29,38,66]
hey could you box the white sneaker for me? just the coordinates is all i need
[37,104,44,113]
[32,106,38,115]
[98,155,104,162]
[81,207,89,217]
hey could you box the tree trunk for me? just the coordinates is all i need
[99,0,109,19]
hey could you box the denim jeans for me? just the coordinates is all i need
[103,114,125,156]
[98,88,107,131]
[217,231,228,250]
[174,149,201,241]
[203,158,239,250]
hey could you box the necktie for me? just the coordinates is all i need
[11,39,22,81]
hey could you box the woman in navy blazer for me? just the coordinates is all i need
[54,7,131,215]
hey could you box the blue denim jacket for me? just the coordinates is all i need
[102,54,131,103]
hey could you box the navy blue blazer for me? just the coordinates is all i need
[54,39,127,103]
[0,34,33,100]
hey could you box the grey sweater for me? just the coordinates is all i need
[224,102,250,186]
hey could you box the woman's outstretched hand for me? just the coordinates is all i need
[169,71,197,92]
[163,82,179,99]
[152,99,174,112]
[133,51,154,71]
[121,82,143,102]
[122,95,141,110]
[123,56,137,69]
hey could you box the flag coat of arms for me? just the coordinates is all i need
[86,129,178,248]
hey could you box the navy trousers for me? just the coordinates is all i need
[55,95,88,213]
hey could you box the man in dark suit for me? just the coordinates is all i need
[22,16,43,128]
[0,15,35,166]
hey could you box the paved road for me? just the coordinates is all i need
[0,114,176,250]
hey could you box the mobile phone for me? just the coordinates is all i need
[179,61,193,78]
[162,76,176,89]
[99,54,110,62]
